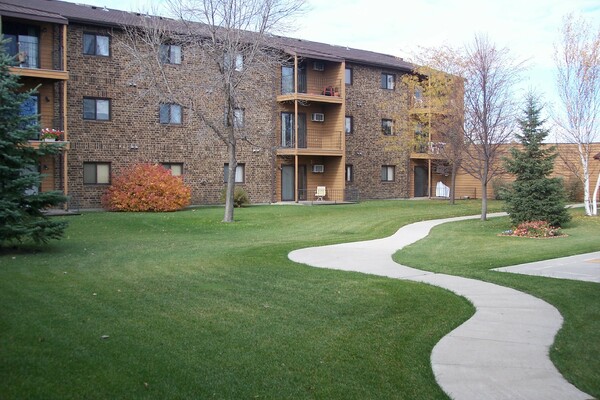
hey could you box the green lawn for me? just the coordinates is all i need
[394,211,600,398]
[1,200,596,399]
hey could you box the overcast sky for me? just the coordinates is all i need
[65,0,600,112]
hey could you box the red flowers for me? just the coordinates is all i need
[40,128,63,140]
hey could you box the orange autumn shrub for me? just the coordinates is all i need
[102,164,191,212]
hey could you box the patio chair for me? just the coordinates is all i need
[315,186,326,201]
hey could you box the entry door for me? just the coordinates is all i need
[281,165,295,201]
[414,166,428,197]
[298,165,307,200]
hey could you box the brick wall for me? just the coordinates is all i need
[344,63,410,199]
[66,24,278,208]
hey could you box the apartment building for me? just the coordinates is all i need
[2,0,456,208]
[10,0,594,209]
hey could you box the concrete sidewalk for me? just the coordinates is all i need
[494,251,600,283]
[288,214,593,400]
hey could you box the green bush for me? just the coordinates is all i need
[563,177,583,202]
[220,186,250,208]
[491,178,511,200]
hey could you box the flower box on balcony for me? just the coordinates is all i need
[40,128,63,141]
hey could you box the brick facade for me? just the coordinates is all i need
[345,63,410,199]
[9,0,597,209]
[66,24,278,208]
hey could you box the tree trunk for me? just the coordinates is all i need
[223,137,236,223]
[592,171,600,216]
[480,160,489,221]
[481,181,488,221]
[449,162,458,205]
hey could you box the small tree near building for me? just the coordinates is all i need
[0,41,68,246]
[120,0,305,223]
[504,94,570,227]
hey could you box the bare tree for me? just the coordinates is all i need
[413,37,521,217]
[119,0,305,222]
[459,35,523,220]
[554,14,600,216]
[403,60,466,205]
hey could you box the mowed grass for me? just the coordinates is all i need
[1,200,503,400]
[394,210,600,398]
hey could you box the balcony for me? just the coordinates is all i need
[278,77,343,104]
[277,129,343,156]
[411,141,447,159]
[4,33,68,80]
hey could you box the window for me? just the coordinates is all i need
[225,108,244,128]
[345,116,353,134]
[83,33,109,56]
[281,112,307,148]
[83,162,110,184]
[162,163,183,176]
[3,22,40,68]
[224,52,243,71]
[381,73,394,90]
[83,98,110,120]
[160,44,181,64]
[381,165,395,182]
[414,87,423,104]
[382,119,393,135]
[415,123,427,153]
[159,103,182,124]
[19,94,40,137]
[345,164,354,182]
[345,67,353,85]
[224,163,245,183]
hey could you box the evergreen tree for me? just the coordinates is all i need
[0,38,68,246]
[504,94,571,227]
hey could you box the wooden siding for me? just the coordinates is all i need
[39,155,55,192]
[449,143,600,200]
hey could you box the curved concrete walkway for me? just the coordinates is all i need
[288,214,593,400]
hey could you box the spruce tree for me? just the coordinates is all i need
[504,94,570,227]
[0,39,68,246]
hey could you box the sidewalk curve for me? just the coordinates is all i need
[288,214,593,400]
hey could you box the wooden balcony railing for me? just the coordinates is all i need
[297,187,360,203]
[282,77,342,98]
[414,141,447,155]
[279,130,342,151]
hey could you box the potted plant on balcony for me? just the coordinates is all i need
[40,128,63,142]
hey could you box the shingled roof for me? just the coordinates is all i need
[0,0,414,72]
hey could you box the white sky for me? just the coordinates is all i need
[65,0,600,111]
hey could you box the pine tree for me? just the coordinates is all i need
[504,94,571,227]
[0,39,68,246]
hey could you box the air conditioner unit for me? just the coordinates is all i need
[311,113,325,122]
[313,61,325,71]
[312,164,324,173]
